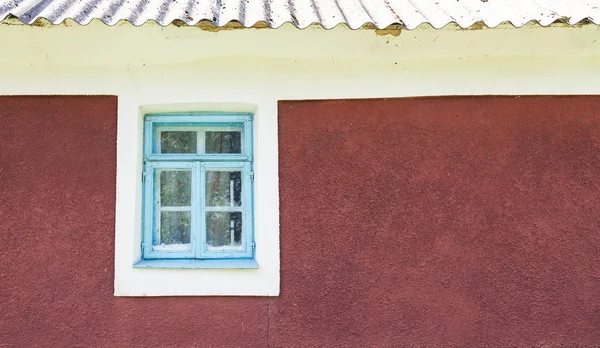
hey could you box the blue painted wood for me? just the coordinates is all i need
[133,258,259,269]
[146,111,252,119]
[244,118,255,256]
[145,154,250,162]
[192,162,201,258]
[145,249,195,259]
[198,163,206,259]
[143,162,196,260]
[244,118,253,160]
[143,120,153,157]
[142,162,154,259]
[153,122,245,129]
[150,122,248,156]
[199,161,253,259]
[146,114,251,124]
[142,112,255,264]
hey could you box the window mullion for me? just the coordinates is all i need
[244,162,253,257]
[143,120,153,157]
[142,162,155,259]
[155,167,161,246]
[196,129,205,258]
[190,162,199,259]
[198,129,205,154]
[244,119,253,160]
[198,162,207,259]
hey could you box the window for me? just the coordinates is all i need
[115,103,278,296]
[139,113,255,267]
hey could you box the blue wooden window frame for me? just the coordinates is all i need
[140,113,254,265]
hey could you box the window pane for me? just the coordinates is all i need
[206,170,242,207]
[206,212,242,248]
[205,131,241,154]
[160,131,197,154]
[160,170,191,206]
[158,211,191,248]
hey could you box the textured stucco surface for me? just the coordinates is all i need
[277,97,600,347]
[0,96,265,347]
[1,96,600,347]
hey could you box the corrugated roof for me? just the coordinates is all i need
[0,0,598,29]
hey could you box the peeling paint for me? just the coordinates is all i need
[193,20,270,32]
[466,21,485,30]
[2,16,66,27]
[572,18,594,28]
[363,23,402,36]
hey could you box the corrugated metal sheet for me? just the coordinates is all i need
[0,0,598,29]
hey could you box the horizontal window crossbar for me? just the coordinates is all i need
[146,114,251,123]
[205,207,243,212]
[145,154,251,162]
[160,206,191,212]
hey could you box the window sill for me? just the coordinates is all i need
[134,259,259,269]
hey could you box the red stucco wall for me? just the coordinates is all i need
[0,96,599,347]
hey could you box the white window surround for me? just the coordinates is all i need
[114,102,280,296]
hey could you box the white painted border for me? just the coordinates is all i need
[113,101,279,296]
